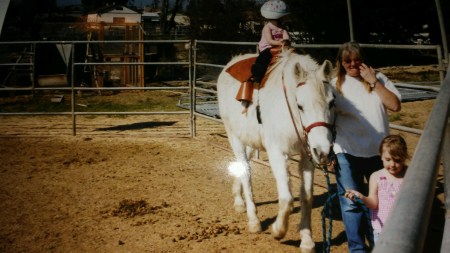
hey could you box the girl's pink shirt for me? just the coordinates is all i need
[371,175,403,233]
[258,22,289,52]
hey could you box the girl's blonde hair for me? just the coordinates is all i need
[379,134,410,162]
[334,41,372,94]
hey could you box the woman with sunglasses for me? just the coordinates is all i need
[331,41,402,253]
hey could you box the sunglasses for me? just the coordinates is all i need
[342,58,362,64]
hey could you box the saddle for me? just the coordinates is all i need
[225,47,282,104]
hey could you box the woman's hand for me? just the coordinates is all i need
[359,63,401,111]
[359,63,377,84]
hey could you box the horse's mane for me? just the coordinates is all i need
[225,49,321,87]
[266,49,329,109]
[273,49,319,71]
[266,49,320,82]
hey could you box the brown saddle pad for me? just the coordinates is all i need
[225,57,256,83]
[225,47,282,88]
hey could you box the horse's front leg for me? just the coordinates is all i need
[228,135,261,233]
[299,156,316,253]
[266,148,293,239]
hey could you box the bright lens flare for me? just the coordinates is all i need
[227,162,247,177]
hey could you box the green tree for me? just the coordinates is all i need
[187,0,259,41]
[287,0,349,43]
[165,0,184,33]
[185,0,448,66]
[4,0,57,39]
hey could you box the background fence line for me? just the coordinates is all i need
[0,39,446,138]
[1,39,450,252]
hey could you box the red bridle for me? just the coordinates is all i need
[283,76,334,164]
[295,81,333,134]
[303,121,333,133]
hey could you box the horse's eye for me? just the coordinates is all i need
[298,105,303,111]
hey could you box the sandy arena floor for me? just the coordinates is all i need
[0,99,445,253]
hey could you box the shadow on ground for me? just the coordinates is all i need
[95,121,177,131]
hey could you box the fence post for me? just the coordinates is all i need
[373,62,450,253]
[441,112,450,252]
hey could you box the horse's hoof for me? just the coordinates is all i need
[248,221,262,233]
[271,213,289,239]
[272,224,287,240]
[300,230,315,252]
[300,242,315,253]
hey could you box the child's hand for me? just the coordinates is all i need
[282,39,291,47]
[344,190,361,201]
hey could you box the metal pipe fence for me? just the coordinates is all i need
[0,39,446,138]
[0,39,192,136]
[192,40,445,136]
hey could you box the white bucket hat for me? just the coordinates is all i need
[260,0,290,20]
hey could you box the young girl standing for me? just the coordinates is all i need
[344,134,409,244]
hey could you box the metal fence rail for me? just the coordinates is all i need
[0,39,446,138]
[191,40,444,136]
[373,63,450,253]
[0,39,192,136]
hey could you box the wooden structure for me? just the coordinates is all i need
[86,5,145,87]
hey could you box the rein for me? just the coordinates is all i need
[281,73,339,253]
[281,74,332,165]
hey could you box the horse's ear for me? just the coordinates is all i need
[294,63,307,82]
[320,60,334,81]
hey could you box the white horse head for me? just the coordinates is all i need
[217,48,334,253]
[259,49,335,163]
[282,52,335,164]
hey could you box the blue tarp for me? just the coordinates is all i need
[177,86,439,118]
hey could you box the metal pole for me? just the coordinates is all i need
[437,45,445,83]
[440,63,450,252]
[71,42,76,136]
[189,40,194,138]
[346,0,354,41]
[0,0,10,36]
[435,0,449,64]
[373,63,450,253]
[441,117,450,253]
[31,43,36,94]
[192,40,197,137]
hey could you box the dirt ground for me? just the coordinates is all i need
[0,98,445,253]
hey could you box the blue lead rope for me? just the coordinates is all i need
[321,167,336,253]
[321,167,374,253]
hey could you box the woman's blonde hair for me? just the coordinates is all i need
[335,41,372,94]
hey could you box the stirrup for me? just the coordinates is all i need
[235,79,254,102]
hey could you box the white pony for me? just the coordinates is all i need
[217,48,335,253]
